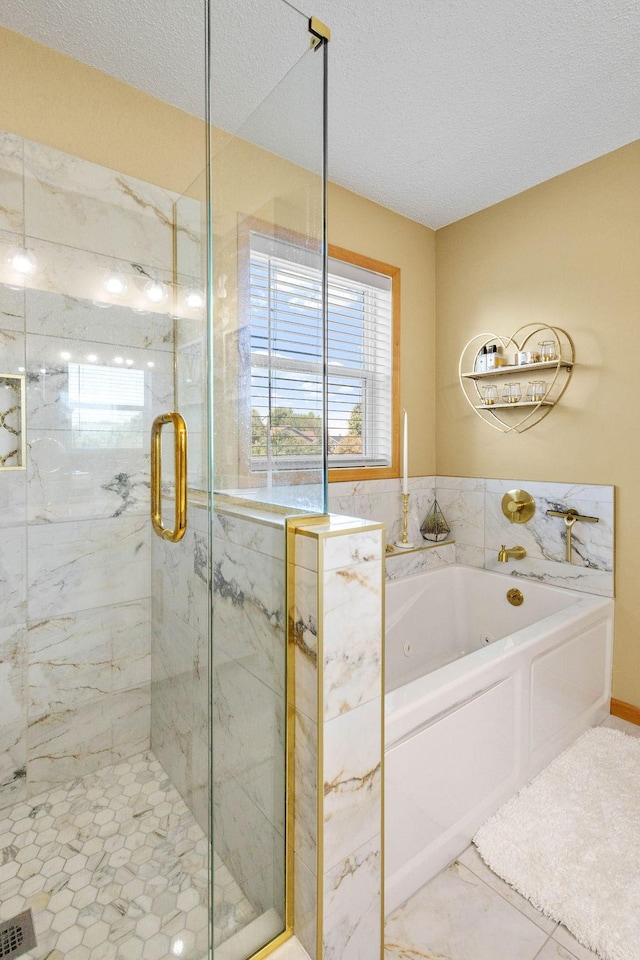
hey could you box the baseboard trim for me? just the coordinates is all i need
[610,698,640,726]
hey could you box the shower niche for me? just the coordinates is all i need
[0,374,25,469]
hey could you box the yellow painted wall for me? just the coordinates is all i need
[329,183,436,477]
[435,140,640,707]
[0,24,436,479]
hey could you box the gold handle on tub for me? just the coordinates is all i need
[151,411,187,542]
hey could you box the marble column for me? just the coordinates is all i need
[292,515,384,960]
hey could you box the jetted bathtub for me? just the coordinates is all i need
[384,564,614,915]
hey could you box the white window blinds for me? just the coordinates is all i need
[249,232,393,471]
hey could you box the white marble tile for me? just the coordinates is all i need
[27,515,150,620]
[323,834,381,960]
[111,685,151,760]
[384,861,548,960]
[25,332,173,434]
[455,542,485,567]
[0,525,26,625]
[213,508,286,560]
[24,139,177,269]
[0,720,27,810]
[212,537,286,698]
[435,487,484,547]
[323,698,382,871]
[537,938,587,960]
[0,233,175,319]
[484,488,613,571]
[0,325,25,370]
[483,549,613,597]
[385,541,456,581]
[458,845,557,934]
[28,612,112,718]
[552,926,599,960]
[0,132,23,233]
[294,855,317,960]
[26,287,173,350]
[484,478,613,505]
[0,277,25,332]
[322,527,383,570]
[28,430,150,522]
[28,599,150,718]
[213,774,281,916]
[0,624,26,728]
[0,469,26,528]
[214,655,285,811]
[323,557,382,719]
[174,193,204,283]
[27,700,114,794]
[295,709,317,875]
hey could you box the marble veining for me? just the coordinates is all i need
[27,516,151,620]
[323,836,381,960]
[323,698,382,872]
[24,139,177,269]
[0,750,262,960]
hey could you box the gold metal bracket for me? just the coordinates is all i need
[501,489,536,524]
[309,16,331,48]
[546,508,599,563]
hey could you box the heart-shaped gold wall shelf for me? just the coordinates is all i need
[458,323,575,434]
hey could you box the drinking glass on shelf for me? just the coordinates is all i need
[527,381,547,402]
[539,340,558,362]
[502,382,521,404]
[482,384,498,405]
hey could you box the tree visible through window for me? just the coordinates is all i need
[248,231,399,479]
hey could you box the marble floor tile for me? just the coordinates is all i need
[551,926,599,960]
[384,851,604,960]
[458,845,557,935]
[384,861,549,960]
[0,751,257,960]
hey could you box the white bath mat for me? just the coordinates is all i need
[474,727,640,960]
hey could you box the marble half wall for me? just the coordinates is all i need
[328,475,614,596]
[293,515,384,960]
[436,476,614,597]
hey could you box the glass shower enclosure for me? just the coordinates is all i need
[0,1,327,959]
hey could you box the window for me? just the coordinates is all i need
[248,230,399,480]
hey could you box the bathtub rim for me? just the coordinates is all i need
[385,565,613,748]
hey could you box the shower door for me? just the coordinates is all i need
[208,2,328,958]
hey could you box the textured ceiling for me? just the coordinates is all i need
[2,0,639,227]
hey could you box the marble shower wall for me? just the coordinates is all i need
[0,131,202,808]
[294,516,384,960]
[209,505,288,923]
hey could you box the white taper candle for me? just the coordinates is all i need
[402,409,408,494]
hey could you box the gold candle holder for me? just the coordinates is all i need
[395,492,415,549]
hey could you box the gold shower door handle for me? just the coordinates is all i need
[151,412,187,542]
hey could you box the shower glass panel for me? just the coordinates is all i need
[209,2,327,957]
[0,3,213,958]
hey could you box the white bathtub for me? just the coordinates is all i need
[384,564,613,915]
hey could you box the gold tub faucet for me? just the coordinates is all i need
[498,544,526,562]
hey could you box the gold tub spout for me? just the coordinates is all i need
[498,544,526,563]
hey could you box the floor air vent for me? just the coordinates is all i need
[0,910,36,959]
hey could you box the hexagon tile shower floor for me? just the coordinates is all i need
[0,753,254,959]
